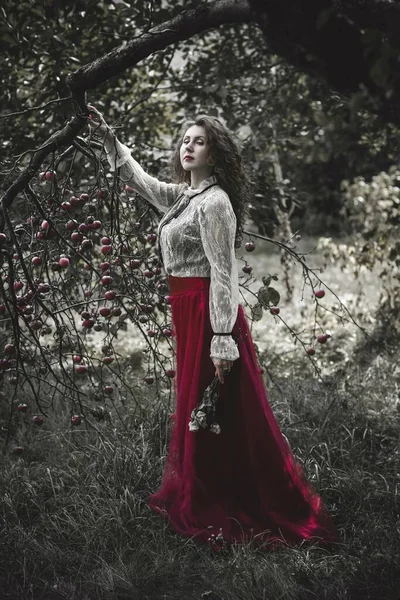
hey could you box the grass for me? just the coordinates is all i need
[1,344,399,600]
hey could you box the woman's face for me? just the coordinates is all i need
[180,125,212,173]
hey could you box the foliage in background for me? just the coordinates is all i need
[318,166,400,344]
[2,0,400,235]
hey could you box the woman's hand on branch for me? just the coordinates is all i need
[86,104,114,144]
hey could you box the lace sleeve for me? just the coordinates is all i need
[104,136,185,214]
[198,189,240,362]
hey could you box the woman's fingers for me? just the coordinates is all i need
[214,359,233,384]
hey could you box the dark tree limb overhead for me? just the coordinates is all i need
[67,0,254,92]
[248,0,400,125]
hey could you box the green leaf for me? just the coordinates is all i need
[257,285,280,307]
[251,303,263,322]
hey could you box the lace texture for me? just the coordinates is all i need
[104,137,240,362]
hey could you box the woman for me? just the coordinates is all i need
[87,106,339,551]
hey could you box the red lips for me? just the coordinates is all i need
[184,155,194,161]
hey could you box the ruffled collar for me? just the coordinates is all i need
[185,175,217,198]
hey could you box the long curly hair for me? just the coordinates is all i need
[170,115,251,249]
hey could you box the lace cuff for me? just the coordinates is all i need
[104,137,132,171]
[210,334,239,362]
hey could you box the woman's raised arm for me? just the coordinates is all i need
[88,106,185,215]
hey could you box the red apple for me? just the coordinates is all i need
[79,193,90,203]
[13,281,23,291]
[37,283,50,293]
[143,270,154,278]
[101,245,112,255]
[80,238,93,250]
[146,329,157,337]
[102,356,114,365]
[146,233,157,244]
[32,256,42,267]
[78,223,89,234]
[75,364,88,374]
[162,328,172,337]
[71,414,81,425]
[82,319,95,329]
[270,306,280,315]
[44,170,56,181]
[89,220,102,230]
[245,241,255,252]
[73,355,82,363]
[101,236,111,245]
[242,265,253,274]
[99,307,111,317]
[101,275,113,287]
[4,343,15,354]
[32,415,44,426]
[100,262,111,271]
[306,347,316,356]
[317,334,329,344]
[61,201,72,211]
[58,257,70,268]
[17,403,28,412]
[71,232,83,243]
[315,289,325,299]
[66,219,78,230]
[143,376,154,384]
[111,307,121,317]
[70,195,80,207]
[166,369,176,378]
[84,290,93,298]
[104,290,116,301]
[129,259,141,269]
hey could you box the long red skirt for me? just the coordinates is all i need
[148,276,339,551]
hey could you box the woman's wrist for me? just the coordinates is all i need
[103,128,117,151]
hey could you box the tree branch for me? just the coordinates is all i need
[0,0,254,225]
[67,0,254,91]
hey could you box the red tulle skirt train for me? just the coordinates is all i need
[148,276,339,551]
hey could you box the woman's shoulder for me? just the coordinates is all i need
[201,183,232,207]
[199,185,236,221]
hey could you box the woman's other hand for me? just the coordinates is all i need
[213,358,233,384]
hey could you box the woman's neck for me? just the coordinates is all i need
[190,169,214,189]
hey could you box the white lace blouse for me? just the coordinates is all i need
[104,137,240,363]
